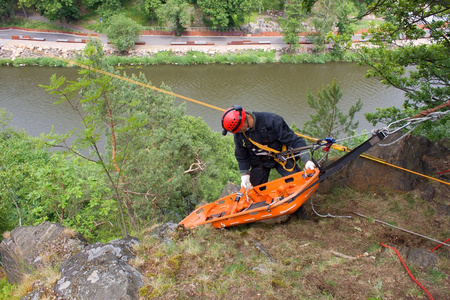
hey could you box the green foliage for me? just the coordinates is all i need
[96,0,122,20]
[143,0,163,22]
[307,0,337,52]
[303,79,363,139]
[105,14,142,53]
[197,0,246,28]
[36,38,239,235]
[326,3,354,58]
[99,49,277,66]
[278,0,305,53]
[82,0,103,10]
[0,126,52,229]
[0,59,12,66]
[156,0,192,36]
[0,276,15,300]
[19,0,80,22]
[260,0,284,11]
[0,16,74,31]
[0,108,120,240]
[0,0,14,22]
[279,52,358,64]
[358,0,449,141]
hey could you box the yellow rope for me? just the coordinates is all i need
[44,53,449,186]
[55,56,226,112]
[296,133,449,186]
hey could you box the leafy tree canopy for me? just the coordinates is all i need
[156,0,192,36]
[358,0,449,140]
[38,38,238,238]
[105,13,142,53]
[197,0,246,27]
[19,0,80,22]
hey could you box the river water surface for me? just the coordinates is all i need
[1,63,405,137]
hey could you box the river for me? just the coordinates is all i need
[0,63,404,138]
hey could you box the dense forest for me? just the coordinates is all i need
[0,0,448,242]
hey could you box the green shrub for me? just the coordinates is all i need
[0,59,12,66]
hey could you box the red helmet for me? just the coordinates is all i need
[221,105,246,135]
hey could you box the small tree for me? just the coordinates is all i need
[143,0,163,23]
[40,38,239,235]
[105,14,142,53]
[156,0,192,36]
[197,0,245,28]
[303,79,363,140]
[278,0,306,53]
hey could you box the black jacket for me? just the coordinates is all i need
[234,111,308,174]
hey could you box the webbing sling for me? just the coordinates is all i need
[243,133,296,172]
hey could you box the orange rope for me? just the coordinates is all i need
[380,243,434,300]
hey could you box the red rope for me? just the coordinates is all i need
[435,170,450,175]
[380,243,434,300]
[430,238,450,252]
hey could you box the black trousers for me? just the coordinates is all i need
[249,159,301,186]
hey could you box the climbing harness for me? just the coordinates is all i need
[243,132,298,172]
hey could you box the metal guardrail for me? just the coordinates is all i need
[142,26,246,32]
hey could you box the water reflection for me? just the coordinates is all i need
[0,63,404,137]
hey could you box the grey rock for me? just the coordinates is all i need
[323,133,449,201]
[0,222,86,285]
[54,237,143,300]
[151,222,178,244]
[406,248,438,269]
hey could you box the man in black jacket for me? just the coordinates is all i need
[221,105,315,190]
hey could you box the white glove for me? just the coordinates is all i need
[241,174,252,190]
[304,160,316,170]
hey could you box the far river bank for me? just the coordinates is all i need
[0,38,358,67]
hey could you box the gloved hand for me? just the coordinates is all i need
[304,160,316,170]
[241,174,252,190]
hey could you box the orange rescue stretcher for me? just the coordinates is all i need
[180,130,388,229]
[180,169,319,228]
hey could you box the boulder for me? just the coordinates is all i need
[321,133,449,200]
[218,181,240,198]
[0,222,86,285]
[151,222,179,245]
[53,237,144,300]
[396,246,438,269]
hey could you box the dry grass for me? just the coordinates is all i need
[11,274,34,299]
[134,187,449,299]
[2,187,448,299]
[62,228,76,239]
